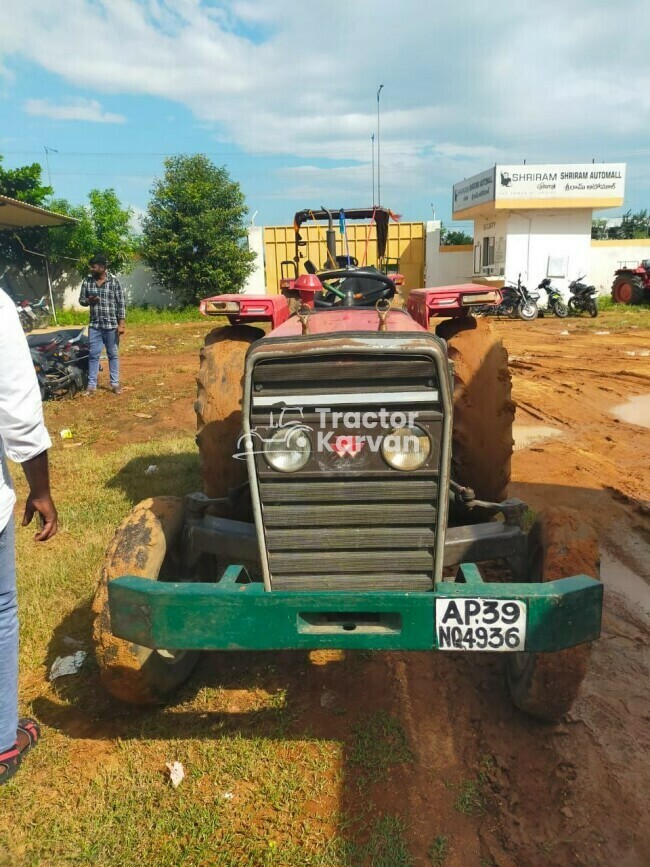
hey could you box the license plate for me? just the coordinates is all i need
[436,598,526,651]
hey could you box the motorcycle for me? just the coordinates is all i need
[537,278,568,318]
[16,295,51,332]
[28,328,90,400]
[475,275,539,321]
[568,276,598,318]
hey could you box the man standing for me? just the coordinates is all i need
[0,288,58,785]
[79,255,126,395]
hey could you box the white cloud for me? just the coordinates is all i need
[23,97,126,123]
[2,1,648,210]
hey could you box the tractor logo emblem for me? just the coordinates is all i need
[331,436,365,457]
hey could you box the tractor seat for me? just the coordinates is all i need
[335,254,359,268]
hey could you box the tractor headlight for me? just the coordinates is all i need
[263,427,311,472]
[381,425,431,471]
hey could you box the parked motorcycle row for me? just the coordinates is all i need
[475,275,599,320]
[27,328,90,400]
[15,295,52,332]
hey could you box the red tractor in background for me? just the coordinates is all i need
[611,259,650,305]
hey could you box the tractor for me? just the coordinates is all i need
[611,259,650,305]
[92,236,603,723]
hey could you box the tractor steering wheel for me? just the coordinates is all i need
[314,268,397,308]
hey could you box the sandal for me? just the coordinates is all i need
[0,745,21,785]
[0,718,41,786]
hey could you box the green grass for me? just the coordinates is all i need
[53,306,205,326]
[349,712,413,784]
[583,299,650,329]
[428,834,449,866]
[0,340,418,865]
[453,778,486,816]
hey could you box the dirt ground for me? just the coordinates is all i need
[10,315,650,866]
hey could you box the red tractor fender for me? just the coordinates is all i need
[200,294,290,329]
[407,285,502,327]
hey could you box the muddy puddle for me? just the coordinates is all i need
[601,549,650,620]
[611,394,650,429]
[512,423,563,450]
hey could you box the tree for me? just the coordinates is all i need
[0,150,136,275]
[0,155,52,205]
[46,189,138,276]
[591,209,650,240]
[141,154,255,306]
[0,155,55,268]
[440,222,473,245]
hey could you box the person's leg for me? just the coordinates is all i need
[87,326,102,390]
[102,328,120,388]
[0,519,18,755]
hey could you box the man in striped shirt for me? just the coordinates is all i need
[78,255,126,395]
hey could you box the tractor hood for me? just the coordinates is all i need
[266,307,427,339]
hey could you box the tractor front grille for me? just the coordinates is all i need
[250,353,443,592]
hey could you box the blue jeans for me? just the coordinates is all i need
[0,518,18,753]
[88,326,120,389]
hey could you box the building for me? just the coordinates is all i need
[452,163,626,291]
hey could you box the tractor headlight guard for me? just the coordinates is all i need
[381,425,431,471]
[263,427,311,473]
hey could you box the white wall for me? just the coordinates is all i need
[424,221,473,286]
[504,209,593,297]
[61,262,174,310]
[242,225,266,295]
[589,240,650,295]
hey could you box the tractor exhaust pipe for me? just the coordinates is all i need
[321,206,337,268]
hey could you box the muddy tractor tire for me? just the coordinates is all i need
[507,507,600,722]
[92,497,199,705]
[611,274,645,306]
[436,316,515,503]
[195,324,264,515]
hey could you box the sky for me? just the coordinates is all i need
[0,0,649,230]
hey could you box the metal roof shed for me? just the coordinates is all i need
[0,195,78,323]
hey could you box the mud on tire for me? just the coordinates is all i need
[507,507,601,722]
[436,316,515,503]
[195,324,263,515]
[92,497,199,705]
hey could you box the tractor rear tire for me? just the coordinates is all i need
[436,316,515,503]
[612,274,645,305]
[92,497,200,705]
[506,507,600,722]
[195,324,264,515]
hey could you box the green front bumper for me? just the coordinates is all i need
[107,564,603,653]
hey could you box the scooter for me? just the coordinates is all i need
[568,276,598,318]
[538,278,568,318]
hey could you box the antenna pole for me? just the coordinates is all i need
[371,134,375,205]
[376,85,384,206]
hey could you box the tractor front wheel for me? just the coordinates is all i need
[506,507,600,722]
[92,497,200,704]
[436,316,515,503]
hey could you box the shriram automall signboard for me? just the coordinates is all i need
[453,163,626,217]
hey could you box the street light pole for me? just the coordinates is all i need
[376,84,384,206]
[371,134,375,205]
